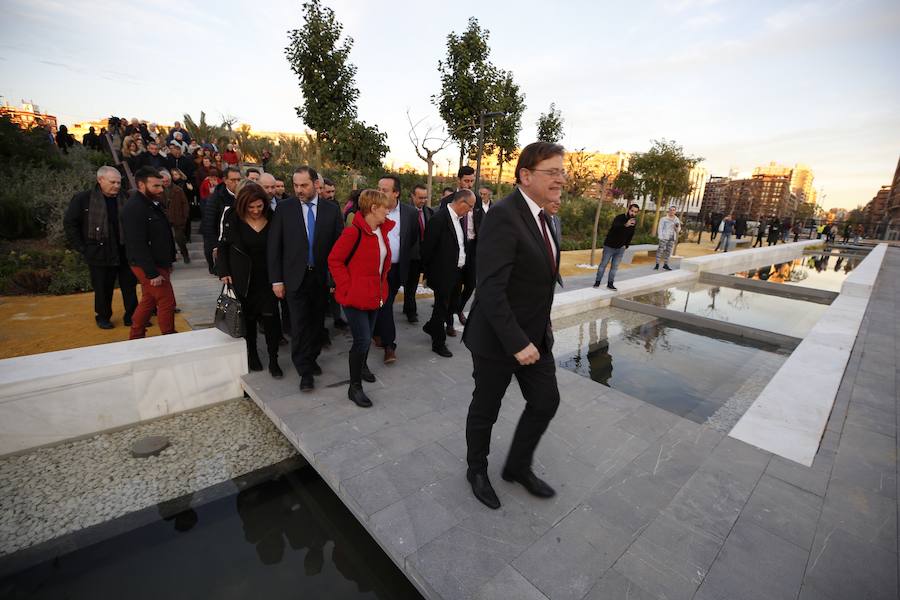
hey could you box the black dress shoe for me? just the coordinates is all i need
[501,468,556,498]
[432,345,453,358]
[407,313,419,323]
[467,470,501,509]
[123,316,133,327]
[248,352,263,372]
[300,374,314,392]
[96,319,114,330]
[312,362,323,376]
[268,360,283,379]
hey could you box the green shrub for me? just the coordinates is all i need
[0,247,92,295]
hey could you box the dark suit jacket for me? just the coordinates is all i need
[392,202,421,282]
[268,196,343,292]
[473,200,491,234]
[410,205,434,261]
[421,205,463,297]
[463,189,560,360]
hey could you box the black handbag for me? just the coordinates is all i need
[214,284,245,338]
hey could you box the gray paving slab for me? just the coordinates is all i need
[237,247,900,600]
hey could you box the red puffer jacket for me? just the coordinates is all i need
[328,210,395,310]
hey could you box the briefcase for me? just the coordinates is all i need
[214,284,245,338]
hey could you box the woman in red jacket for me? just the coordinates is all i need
[328,189,393,408]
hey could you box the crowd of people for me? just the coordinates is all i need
[63,135,573,510]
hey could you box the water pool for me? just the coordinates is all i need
[554,308,787,428]
[731,252,860,293]
[628,283,827,338]
[0,464,423,600]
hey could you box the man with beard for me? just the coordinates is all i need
[122,167,177,339]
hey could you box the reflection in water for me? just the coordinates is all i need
[559,316,787,425]
[1,465,423,600]
[734,253,857,292]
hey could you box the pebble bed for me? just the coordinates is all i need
[0,398,296,557]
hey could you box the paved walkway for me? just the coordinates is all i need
[241,247,898,600]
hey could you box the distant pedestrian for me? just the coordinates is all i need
[753,216,766,248]
[160,169,190,264]
[122,167,177,339]
[734,215,747,239]
[767,216,781,246]
[55,125,74,154]
[655,206,680,271]
[715,214,735,252]
[592,203,638,290]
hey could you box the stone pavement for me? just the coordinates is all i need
[241,247,899,600]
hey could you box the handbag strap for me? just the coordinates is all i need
[221,283,237,299]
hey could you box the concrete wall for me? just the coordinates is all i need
[680,239,823,275]
[0,329,247,456]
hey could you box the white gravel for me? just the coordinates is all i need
[0,398,296,557]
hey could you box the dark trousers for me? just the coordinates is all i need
[373,265,401,349]
[245,312,282,358]
[173,228,189,262]
[465,350,560,475]
[343,306,378,354]
[753,235,764,248]
[453,241,477,322]
[286,268,328,376]
[425,269,462,347]
[203,235,216,273]
[403,259,422,317]
[89,262,138,322]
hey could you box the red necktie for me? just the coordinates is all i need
[539,210,556,275]
[418,209,425,240]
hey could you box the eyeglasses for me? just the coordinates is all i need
[528,168,567,179]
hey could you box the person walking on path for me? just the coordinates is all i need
[421,190,475,358]
[402,184,434,323]
[160,169,190,264]
[217,183,284,379]
[463,142,564,510]
[592,203,638,290]
[122,167,177,340]
[328,190,393,408]
[655,205,681,270]
[753,215,766,248]
[767,216,781,246]
[64,166,138,329]
[715,214,735,252]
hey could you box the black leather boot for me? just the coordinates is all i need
[362,349,376,383]
[348,351,372,407]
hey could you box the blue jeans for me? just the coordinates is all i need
[343,306,378,355]
[594,245,625,285]
[717,233,732,252]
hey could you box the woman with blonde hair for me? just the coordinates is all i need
[328,189,394,407]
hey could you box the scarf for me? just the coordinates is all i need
[86,185,126,244]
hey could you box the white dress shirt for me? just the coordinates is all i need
[519,189,557,259]
[387,204,401,264]
[448,205,466,268]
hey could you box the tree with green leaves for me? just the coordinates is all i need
[536,103,564,143]
[626,139,701,230]
[483,70,525,188]
[285,0,387,171]
[433,17,500,168]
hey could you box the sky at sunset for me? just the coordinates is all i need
[2,0,898,209]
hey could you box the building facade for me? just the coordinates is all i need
[887,156,900,240]
[700,173,796,220]
[0,100,58,132]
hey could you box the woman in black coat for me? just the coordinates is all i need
[217,182,283,378]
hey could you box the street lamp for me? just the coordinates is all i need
[474,110,505,191]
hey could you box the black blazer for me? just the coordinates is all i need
[421,205,463,297]
[268,196,343,291]
[473,200,491,234]
[463,189,560,360]
[410,205,434,261]
[216,208,273,298]
[392,202,421,282]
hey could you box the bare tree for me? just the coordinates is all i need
[407,110,453,200]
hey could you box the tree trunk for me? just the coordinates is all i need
[496,150,505,192]
[426,156,434,202]
[458,144,465,171]
[639,194,648,226]
[651,183,665,235]
[590,198,603,265]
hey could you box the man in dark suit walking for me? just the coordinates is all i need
[268,165,343,392]
[421,190,475,358]
[402,184,434,323]
[372,175,420,364]
[462,142,565,510]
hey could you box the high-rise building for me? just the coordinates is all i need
[681,165,708,215]
[700,173,795,219]
[790,164,815,204]
[866,185,892,224]
[753,161,793,178]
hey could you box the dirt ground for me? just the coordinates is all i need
[0,289,192,359]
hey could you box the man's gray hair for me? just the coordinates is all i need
[96,166,120,179]
[158,169,172,179]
